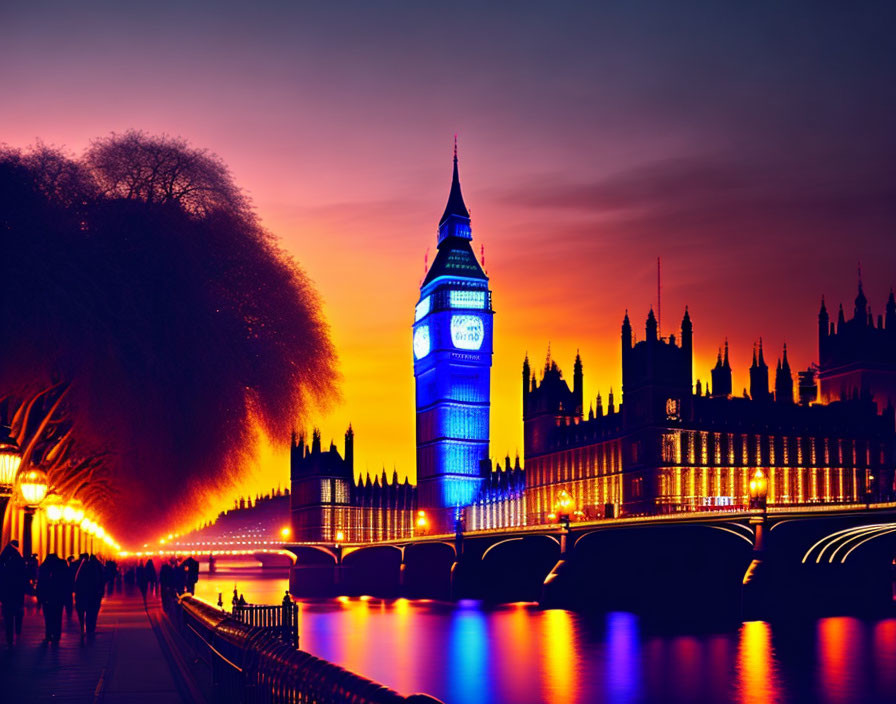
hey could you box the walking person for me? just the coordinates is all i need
[144,558,157,596]
[37,553,67,643]
[181,555,199,595]
[158,560,173,606]
[104,559,118,596]
[72,553,88,633]
[63,556,76,618]
[74,554,104,639]
[136,561,149,604]
[0,540,27,647]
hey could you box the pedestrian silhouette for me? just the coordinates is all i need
[74,555,104,639]
[37,553,68,643]
[0,540,27,646]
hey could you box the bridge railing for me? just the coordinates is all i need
[164,593,442,704]
[232,593,299,649]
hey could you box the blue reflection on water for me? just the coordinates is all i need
[448,605,492,704]
[606,611,642,704]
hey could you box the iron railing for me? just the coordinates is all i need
[233,593,299,649]
[165,594,443,704]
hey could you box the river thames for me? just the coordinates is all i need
[192,561,896,704]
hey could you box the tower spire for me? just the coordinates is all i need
[439,136,470,233]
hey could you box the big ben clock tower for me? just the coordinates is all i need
[413,143,493,530]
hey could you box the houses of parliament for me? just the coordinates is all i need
[291,150,896,542]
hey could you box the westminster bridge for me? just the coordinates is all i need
[272,503,896,620]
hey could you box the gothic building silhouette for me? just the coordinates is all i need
[817,282,896,412]
[290,427,416,542]
[520,306,894,523]
[290,147,896,541]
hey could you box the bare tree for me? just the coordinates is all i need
[85,130,249,218]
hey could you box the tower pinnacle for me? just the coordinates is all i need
[439,137,470,236]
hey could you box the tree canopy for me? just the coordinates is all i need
[0,131,337,541]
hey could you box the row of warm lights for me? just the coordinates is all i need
[0,441,124,555]
[124,548,289,558]
[43,493,122,552]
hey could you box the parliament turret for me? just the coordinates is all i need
[750,340,771,403]
[775,344,794,404]
[817,277,896,412]
[711,340,732,398]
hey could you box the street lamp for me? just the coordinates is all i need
[0,429,21,495]
[0,430,22,536]
[16,467,48,558]
[555,490,573,531]
[749,468,768,511]
[63,499,85,557]
[43,492,64,556]
[416,510,428,535]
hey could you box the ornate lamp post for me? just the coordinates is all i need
[0,429,22,531]
[415,510,429,536]
[555,490,573,531]
[43,492,64,556]
[748,468,769,552]
[16,467,48,558]
[63,499,85,556]
[749,468,768,511]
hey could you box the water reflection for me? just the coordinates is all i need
[737,621,780,704]
[192,563,896,704]
[540,609,579,702]
[449,602,491,704]
[605,612,639,703]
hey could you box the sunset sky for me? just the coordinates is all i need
[3,1,895,506]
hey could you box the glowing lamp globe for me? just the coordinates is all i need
[556,490,573,512]
[17,468,49,506]
[64,499,85,524]
[95,526,106,540]
[43,492,64,523]
[749,468,768,509]
[0,434,21,494]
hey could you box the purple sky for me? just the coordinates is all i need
[3,1,895,514]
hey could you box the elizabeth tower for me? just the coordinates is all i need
[413,145,494,529]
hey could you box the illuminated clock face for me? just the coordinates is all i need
[413,325,431,359]
[450,315,484,350]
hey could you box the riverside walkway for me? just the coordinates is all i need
[0,587,194,704]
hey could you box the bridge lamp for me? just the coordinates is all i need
[335,530,345,544]
[416,510,429,533]
[749,469,768,510]
[280,526,292,539]
[555,490,574,530]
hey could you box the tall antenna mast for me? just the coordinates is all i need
[657,256,662,338]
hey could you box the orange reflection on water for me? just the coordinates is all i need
[391,598,413,696]
[873,619,896,698]
[737,621,780,704]
[491,603,537,703]
[341,597,371,678]
[818,617,864,704]
[539,609,579,703]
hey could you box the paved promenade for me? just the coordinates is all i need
[0,588,193,704]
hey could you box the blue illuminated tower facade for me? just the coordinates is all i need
[413,147,493,529]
